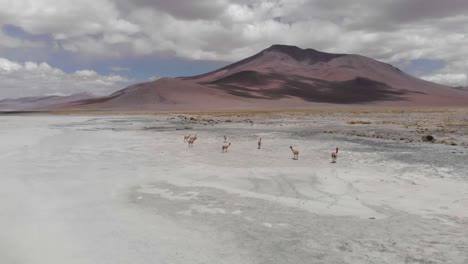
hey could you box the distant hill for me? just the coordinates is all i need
[0,93,95,112]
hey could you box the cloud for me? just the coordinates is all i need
[1,0,468,87]
[1,1,465,60]
[148,76,161,81]
[0,57,131,99]
[421,74,467,87]
[419,55,468,86]
[115,0,228,20]
[0,26,44,51]
[110,66,130,72]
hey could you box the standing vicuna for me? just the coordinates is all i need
[223,135,227,143]
[257,138,262,149]
[222,143,231,152]
[331,147,339,163]
[289,146,299,160]
[188,136,197,147]
[184,134,191,142]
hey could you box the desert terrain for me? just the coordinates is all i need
[3,45,464,112]
[1,109,467,264]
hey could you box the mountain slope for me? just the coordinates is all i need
[59,45,468,111]
[63,78,252,111]
[0,93,95,111]
[182,45,465,105]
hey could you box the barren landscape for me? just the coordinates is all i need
[3,2,468,264]
[3,45,467,112]
[1,109,467,264]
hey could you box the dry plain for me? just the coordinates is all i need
[1,109,467,264]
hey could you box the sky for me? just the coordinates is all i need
[0,0,467,99]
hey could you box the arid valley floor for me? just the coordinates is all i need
[1,109,467,264]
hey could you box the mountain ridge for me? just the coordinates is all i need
[4,44,468,111]
[181,45,347,81]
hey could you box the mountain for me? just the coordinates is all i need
[25,45,468,111]
[62,78,249,111]
[0,93,95,112]
[181,45,467,105]
[454,86,468,91]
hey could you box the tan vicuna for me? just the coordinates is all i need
[222,143,231,152]
[188,136,197,147]
[331,147,339,163]
[289,146,299,160]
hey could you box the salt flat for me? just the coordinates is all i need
[1,113,467,264]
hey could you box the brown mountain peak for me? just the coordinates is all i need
[264,44,345,63]
[54,45,468,111]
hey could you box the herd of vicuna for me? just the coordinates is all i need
[183,134,339,162]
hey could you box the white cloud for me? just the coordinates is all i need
[419,52,468,86]
[110,66,130,72]
[1,0,467,63]
[0,58,22,72]
[421,73,468,87]
[1,0,468,87]
[0,57,131,99]
[74,70,99,77]
[0,31,41,52]
[148,76,161,81]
